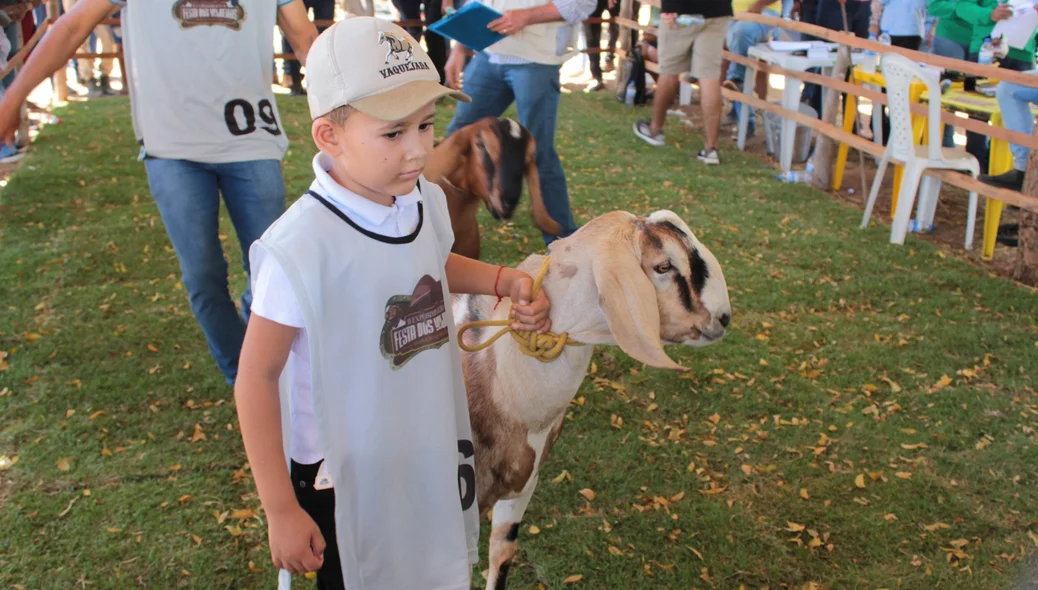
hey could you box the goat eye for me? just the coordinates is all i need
[654,261,672,274]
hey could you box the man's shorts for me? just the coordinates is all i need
[658,16,730,79]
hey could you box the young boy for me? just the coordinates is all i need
[234,17,553,590]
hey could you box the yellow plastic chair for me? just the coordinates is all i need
[983,111,1013,260]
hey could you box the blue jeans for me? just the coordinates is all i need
[996,78,1038,171]
[144,158,286,383]
[927,36,969,147]
[446,52,578,244]
[724,9,780,125]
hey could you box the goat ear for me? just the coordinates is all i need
[524,136,563,236]
[592,239,687,372]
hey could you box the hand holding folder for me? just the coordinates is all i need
[428,2,507,51]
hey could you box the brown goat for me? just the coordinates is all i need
[425,117,562,259]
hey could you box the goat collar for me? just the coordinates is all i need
[457,256,584,362]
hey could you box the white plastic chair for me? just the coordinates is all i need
[861,53,979,250]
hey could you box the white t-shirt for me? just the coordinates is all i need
[111,0,292,163]
[251,152,423,464]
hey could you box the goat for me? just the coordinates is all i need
[425,117,562,260]
[453,209,732,589]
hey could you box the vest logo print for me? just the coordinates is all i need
[380,275,450,369]
[172,0,247,30]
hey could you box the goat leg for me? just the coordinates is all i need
[485,482,538,590]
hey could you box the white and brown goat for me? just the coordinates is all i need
[454,210,731,589]
[425,117,562,260]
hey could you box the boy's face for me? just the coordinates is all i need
[317,102,437,202]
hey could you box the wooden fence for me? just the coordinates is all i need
[608,6,1038,216]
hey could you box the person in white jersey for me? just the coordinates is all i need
[235,17,553,590]
[444,0,596,246]
[0,0,319,385]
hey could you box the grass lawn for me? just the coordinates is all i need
[2,92,1038,590]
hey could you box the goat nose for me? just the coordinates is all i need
[719,313,731,328]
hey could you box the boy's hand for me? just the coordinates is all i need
[505,270,552,333]
[267,504,326,574]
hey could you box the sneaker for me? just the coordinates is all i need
[0,142,24,164]
[697,148,720,165]
[996,223,1019,247]
[99,74,114,96]
[979,169,1024,191]
[588,79,605,92]
[633,119,664,146]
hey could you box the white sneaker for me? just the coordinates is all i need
[633,119,664,146]
[697,148,719,165]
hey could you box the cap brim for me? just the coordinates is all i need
[350,80,471,121]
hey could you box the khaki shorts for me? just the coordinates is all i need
[657,16,730,79]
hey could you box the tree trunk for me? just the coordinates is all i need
[1013,130,1038,286]
[811,46,851,190]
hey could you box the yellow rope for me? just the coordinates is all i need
[457,256,584,362]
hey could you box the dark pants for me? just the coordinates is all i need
[802,0,871,116]
[292,461,344,590]
[583,0,640,81]
[392,0,448,82]
[282,0,335,87]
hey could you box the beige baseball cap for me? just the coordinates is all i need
[306,16,470,121]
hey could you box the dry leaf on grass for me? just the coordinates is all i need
[854,474,866,489]
[563,574,583,584]
[56,457,72,472]
[579,489,596,502]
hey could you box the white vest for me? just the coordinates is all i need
[251,179,479,590]
[482,0,579,64]
[120,0,289,163]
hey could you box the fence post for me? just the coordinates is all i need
[1015,128,1038,286]
[618,0,633,57]
[811,46,850,190]
[46,0,67,102]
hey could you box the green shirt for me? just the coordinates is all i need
[954,0,1037,63]
[928,0,973,46]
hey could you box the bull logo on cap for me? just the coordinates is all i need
[378,31,415,65]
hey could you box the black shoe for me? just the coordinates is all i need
[979,169,1024,191]
[996,223,1019,247]
[289,78,306,96]
[589,79,605,92]
[99,74,114,96]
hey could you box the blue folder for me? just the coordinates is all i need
[428,2,506,52]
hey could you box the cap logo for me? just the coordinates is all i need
[378,31,415,64]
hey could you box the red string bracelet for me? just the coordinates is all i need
[492,265,505,311]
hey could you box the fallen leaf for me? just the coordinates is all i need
[88,410,105,421]
[741,464,753,476]
[895,471,913,480]
[552,470,572,484]
[880,376,902,393]
[646,403,658,412]
[949,538,969,548]
[528,525,541,535]
[925,522,951,532]
[190,424,205,443]
[670,491,686,503]
[608,545,623,556]
[686,546,704,560]
[225,525,243,537]
[901,442,929,450]
[800,488,810,500]
[578,489,596,502]
[106,527,121,533]
[885,513,898,521]
[230,508,256,520]
[178,495,192,504]
[1028,531,1038,547]
[707,413,721,425]
[934,375,953,390]
[855,474,866,489]
[786,521,806,532]
[563,575,583,584]
[56,457,72,472]
[0,455,17,471]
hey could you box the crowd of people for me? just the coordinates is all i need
[0,0,1035,588]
